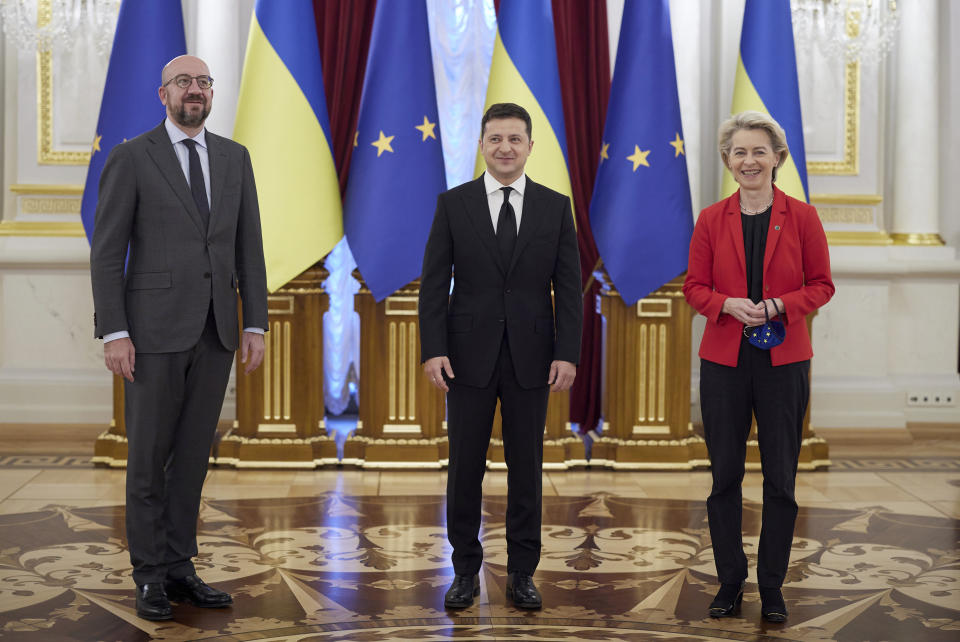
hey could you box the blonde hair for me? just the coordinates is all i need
[718,111,789,182]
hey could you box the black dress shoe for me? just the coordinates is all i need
[136,583,173,621]
[760,586,788,622]
[506,572,542,610]
[708,581,744,618]
[444,574,480,609]
[164,574,232,608]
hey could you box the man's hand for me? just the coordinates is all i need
[423,356,454,392]
[104,337,136,382]
[548,360,576,392]
[241,331,266,374]
[721,297,767,326]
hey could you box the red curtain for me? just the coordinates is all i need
[552,0,610,434]
[313,0,377,195]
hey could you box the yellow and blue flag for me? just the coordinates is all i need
[477,0,573,201]
[234,0,342,292]
[343,0,446,301]
[723,0,808,201]
[589,0,693,305]
[80,0,185,244]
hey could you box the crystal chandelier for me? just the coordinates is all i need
[0,0,120,56]
[791,0,900,65]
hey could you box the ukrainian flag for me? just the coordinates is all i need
[476,0,573,200]
[723,0,808,202]
[233,0,342,292]
[80,0,185,244]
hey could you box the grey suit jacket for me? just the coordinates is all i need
[90,121,268,353]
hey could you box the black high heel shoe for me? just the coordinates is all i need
[708,581,745,618]
[760,586,788,623]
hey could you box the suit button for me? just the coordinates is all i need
[505,289,512,294]
[764,286,769,291]
[498,318,505,323]
[204,272,211,279]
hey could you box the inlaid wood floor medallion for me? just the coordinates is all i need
[0,489,957,641]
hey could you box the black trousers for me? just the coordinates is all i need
[445,336,550,576]
[124,304,234,585]
[700,337,809,588]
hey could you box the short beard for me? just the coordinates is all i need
[175,100,209,128]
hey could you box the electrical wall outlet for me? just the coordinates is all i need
[907,391,956,406]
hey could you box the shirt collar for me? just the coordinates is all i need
[484,171,526,197]
[164,117,207,149]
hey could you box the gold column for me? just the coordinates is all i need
[218,265,335,468]
[594,277,708,469]
[352,275,446,467]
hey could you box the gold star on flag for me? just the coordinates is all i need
[669,132,685,157]
[371,130,395,157]
[627,145,650,171]
[354,131,359,147]
[415,115,437,141]
[599,142,609,162]
[92,134,102,153]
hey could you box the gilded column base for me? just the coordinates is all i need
[213,424,338,469]
[745,435,831,471]
[588,435,710,470]
[351,435,448,469]
[890,233,946,246]
[486,436,585,470]
[92,427,128,468]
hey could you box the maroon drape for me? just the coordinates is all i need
[313,0,377,195]
[552,0,610,434]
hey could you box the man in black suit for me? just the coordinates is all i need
[90,55,268,621]
[419,103,582,610]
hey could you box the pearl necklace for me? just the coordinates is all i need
[740,195,773,215]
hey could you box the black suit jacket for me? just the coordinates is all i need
[419,176,582,389]
[90,122,268,353]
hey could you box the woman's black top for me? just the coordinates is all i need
[742,208,771,304]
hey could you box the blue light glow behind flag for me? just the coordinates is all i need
[723,0,808,201]
[589,0,693,305]
[343,0,446,301]
[80,0,186,244]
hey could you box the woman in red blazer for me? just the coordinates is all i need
[683,111,834,623]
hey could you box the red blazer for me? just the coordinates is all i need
[682,186,834,367]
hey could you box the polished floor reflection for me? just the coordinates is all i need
[0,453,958,641]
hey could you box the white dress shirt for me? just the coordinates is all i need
[103,119,263,343]
[484,171,525,234]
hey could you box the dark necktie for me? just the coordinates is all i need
[181,139,210,228]
[496,186,516,267]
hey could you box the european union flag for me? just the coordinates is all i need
[343,0,446,301]
[589,0,693,305]
[80,0,186,245]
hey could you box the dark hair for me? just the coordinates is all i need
[480,103,532,139]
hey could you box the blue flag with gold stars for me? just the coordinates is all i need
[589,0,693,305]
[343,0,446,301]
[80,0,186,244]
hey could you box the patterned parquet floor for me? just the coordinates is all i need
[0,439,958,640]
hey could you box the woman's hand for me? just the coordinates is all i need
[721,297,767,326]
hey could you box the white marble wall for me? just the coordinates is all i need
[0,0,957,433]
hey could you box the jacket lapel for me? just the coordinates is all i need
[507,178,546,275]
[463,176,505,276]
[144,122,205,236]
[725,190,746,282]
[207,131,228,232]
[763,186,787,276]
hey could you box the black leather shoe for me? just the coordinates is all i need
[708,581,744,618]
[760,586,788,622]
[136,583,172,621]
[444,574,480,609]
[164,574,232,608]
[506,572,542,610]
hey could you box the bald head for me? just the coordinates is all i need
[161,55,210,86]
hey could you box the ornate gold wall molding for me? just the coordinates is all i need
[9,183,84,195]
[811,193,882,205]
[36,0,91,165]
[826,231,893,245]
[0,221,84,236]
[890,233,946,246]
[20,197,80,214]
[817,207,874,225]
[807,10,861,176]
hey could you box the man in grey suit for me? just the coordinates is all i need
[90,55,268,621]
